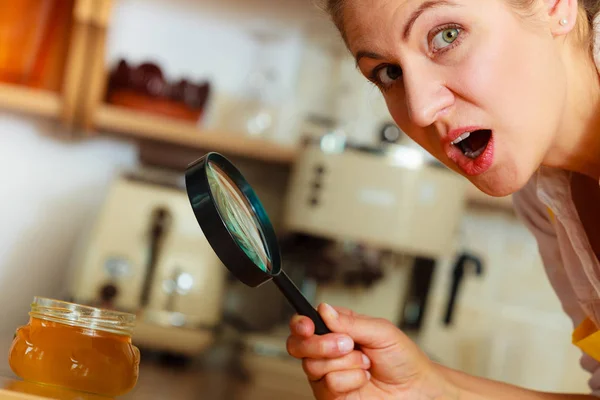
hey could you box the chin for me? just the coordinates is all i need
[467,164,530,198]
[436,149,534,197]
[473,182,516,198]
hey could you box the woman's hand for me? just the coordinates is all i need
[287,303,458,399]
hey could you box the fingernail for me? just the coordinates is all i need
[324,303,338,319]
[362,353,370,367]
[291,315,303,324]
[337,336,353,353]
[365,370,371,380]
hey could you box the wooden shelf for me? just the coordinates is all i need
[0,82,61,119]
[94,104,299,164]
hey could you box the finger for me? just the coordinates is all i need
[287,332,354,359]
[289,306,354,338]
[289,314,315,338]
[323,369,371,395]
[317,303,403,348]
[303,350,371,381]
[325,305,356,317]
[318,303,432,386]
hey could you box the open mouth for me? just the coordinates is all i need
[451,129,492,159]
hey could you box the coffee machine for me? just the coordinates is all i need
[66,168,227,356]
[281,136,468,324]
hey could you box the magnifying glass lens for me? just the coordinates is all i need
[206,161,271,273]
[186,152,330,335]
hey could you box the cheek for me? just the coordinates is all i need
[454,22,564,142]
[451,24,565,186]
[452,30,532,116]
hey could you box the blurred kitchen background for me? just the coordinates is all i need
[0,0,592,398]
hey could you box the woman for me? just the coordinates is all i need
[286,0,600,398]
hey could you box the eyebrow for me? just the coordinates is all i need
[354,0,457,66]
[403,0,455,40]
[355,50,384,67]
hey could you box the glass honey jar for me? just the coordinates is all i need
[8,297,140,397]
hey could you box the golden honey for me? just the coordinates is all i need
[8,297,140,397]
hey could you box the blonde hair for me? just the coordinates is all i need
[577,0,600,51]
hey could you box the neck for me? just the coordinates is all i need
[545,43,600,182]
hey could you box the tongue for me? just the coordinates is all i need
[467,130,490,151]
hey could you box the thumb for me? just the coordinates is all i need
[318,303,405,349]
[318,303,431,386]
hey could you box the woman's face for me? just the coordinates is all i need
[346,0,569,196]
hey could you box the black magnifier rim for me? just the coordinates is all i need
[185,152,282,287]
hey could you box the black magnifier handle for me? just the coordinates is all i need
[273,271,331,335]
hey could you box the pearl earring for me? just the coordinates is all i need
[560,18,568,26]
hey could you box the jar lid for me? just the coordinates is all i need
[29,297,136,336]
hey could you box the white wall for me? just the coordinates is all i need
[0,114,137,333]
[106,0,308,96]
[419,209,590,393]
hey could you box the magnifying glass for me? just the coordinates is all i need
[184,152,330,335]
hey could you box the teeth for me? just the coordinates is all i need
[464,147,485,159]
[451,132,471,145]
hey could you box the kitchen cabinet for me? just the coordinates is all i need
[92,104,298,164]
[67,0,298,165]
[417,210,590,393]
[0,0,295,164]
[0,0,98,133]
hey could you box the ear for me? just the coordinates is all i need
[544,0,579,36]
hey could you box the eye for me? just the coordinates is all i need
[376,65,403,86]
[431,27,460,51]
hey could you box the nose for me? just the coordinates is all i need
[403,66,454,128]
